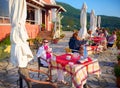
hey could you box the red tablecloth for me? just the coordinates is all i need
[90,37,104,43]
[90,46,98,50]
[56,54,92,66]
[56,54,80,66]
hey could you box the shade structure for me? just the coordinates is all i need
[9,0,33,67]
[98,16,101,28]
[89,10,96,34]
[78,3,88,39]
[95,15,97,30]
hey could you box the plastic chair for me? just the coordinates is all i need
[18,68,57,88]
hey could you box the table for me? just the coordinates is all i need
[50,53,101,88]
[90,37,105,44]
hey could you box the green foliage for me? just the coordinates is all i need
[116,30,120,48]
[57,2,120,31]
[41,24,45,28]
[0,45,10,61]
[27,37,43,49]
[60,34,65,39]
[0,35,10,46]
[114,65,120,77]
[0,36,10,61]
[117,55,120,61]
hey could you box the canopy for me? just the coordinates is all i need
[78,3,88,39]
[9,0,33,67]
[89,10,96,34]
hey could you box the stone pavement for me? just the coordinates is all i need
[0,31,119,88]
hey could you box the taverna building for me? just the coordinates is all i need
[0,0,66,41]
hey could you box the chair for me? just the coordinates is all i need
[18,67,57,88]
[37,57,52,80]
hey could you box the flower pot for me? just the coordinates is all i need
[53,39,59,44]
[41,27,45,31]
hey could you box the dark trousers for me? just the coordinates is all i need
[107,43,113,48]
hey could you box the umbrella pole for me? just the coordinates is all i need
[18,68,23,88]
[19,76,23,88]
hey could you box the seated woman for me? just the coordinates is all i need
[36,39,52,66]
[36,39,68,85]
[69,31,87,53]
[107,31,117,48]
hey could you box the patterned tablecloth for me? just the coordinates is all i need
[50,54,101,88]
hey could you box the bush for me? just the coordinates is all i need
[116,30,120,49]
[114,65,120,77]
[0,45,10,61]
[117,55,120,61]
[0,35,10,46]
[0,36,11,61]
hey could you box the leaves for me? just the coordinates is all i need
[114,65,120,77]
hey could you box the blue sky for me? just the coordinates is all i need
[56,0,120,18]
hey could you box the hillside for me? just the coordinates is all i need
[57,2,120,31]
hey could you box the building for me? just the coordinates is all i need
[0,0,66,41]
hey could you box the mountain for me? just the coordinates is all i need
[57,2,120,31]
[0,0,9,17]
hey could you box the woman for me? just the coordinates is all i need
[69,31,86,53]
[107,31,117,47]
[36,39,52,66]
[37,39,68,85]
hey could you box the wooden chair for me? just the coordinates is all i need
[18,68,57,88]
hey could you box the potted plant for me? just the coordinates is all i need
[60,34,65,39]
[114,65,120,87]
[41,24,45,31]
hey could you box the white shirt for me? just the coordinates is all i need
[36,45,48,66]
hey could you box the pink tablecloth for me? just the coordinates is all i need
[50,54,101,88]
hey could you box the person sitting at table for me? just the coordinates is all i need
[69,31,87,53]
[87,30,94,38]
[36,39,52,67]
[107,31,117,48]
[36,39,68,85]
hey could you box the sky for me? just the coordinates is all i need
[56,0,120,18]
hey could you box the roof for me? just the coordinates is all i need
[26,0,66,12]
[26,0,44,7]
[43,3,66,12]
